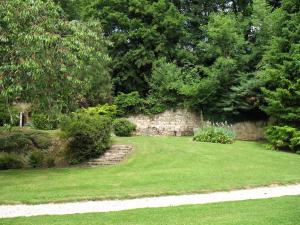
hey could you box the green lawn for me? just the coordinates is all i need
[1,196,300,225]
[0,136,299,204]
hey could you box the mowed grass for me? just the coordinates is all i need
[1,196,300,225]
[0,136,300,204]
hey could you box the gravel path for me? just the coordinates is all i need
[1,184,300,218]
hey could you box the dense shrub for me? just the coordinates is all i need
[142,96,167,115]
[0,130,52,153]
[61,114,112,164]
[0,152,25,170]
[114,92,144,116]
[0,133,34,153]
[113,118,136,137]
[32,113,60,130]
[29,132,52,149]
[291,136,300,154]
[0,128,59,169]
[193,122,235,144]
[29,150,45,168]
[265,126,300,152]
[79,104,117,118]
[113,91,173,116]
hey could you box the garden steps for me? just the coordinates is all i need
[86,144,133,166]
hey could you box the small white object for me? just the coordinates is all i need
[19,112,23,127]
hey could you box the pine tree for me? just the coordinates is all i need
[258,0,300,126]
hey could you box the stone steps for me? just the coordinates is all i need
[85,144,133,166]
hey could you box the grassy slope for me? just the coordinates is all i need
[1,196,300,225]
[0,136,300,204]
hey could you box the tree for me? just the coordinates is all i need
[191,13,251,118]
[147,12,265,119]
[84,0,186,94]
[0,0,111,114]
[148,58,185,107]
[258,0,300,126]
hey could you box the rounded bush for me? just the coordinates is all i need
[60,114,112,164]
[0,152,25,170]
[113,118,136,137]
[0,133,34,153]
[266,126,300,152]
[114,92,143,116]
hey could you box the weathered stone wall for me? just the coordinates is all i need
[127,109,201,136]
[232,121,266,141]
[127,109,266,140]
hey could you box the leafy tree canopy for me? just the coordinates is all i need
[0,0,111,113]
[84,0,186,94]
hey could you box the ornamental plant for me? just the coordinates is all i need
[193,121,235,144]
[113,118,136,137]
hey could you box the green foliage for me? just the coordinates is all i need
[193,123,235,144]
[142,95,167,115]
[290,136,300,153]
[0,99,20,126]
[29,150,45,168]
[113,119,136,137]
[0,133,34,154]
[29,132,52,149]
[258,1,300,125]
[147,58,185,109]
[85,0,185,94]
[146,12,263,119]
[265,126,300,152]
[0,105,18,126]
[53,0,81,20]
[61,114,112,164]
[0,0,111,113]
[0,152,25,170]
[193,13,261,117]
[204,13,246,58]
[0,106,11,126]
[79,104,117,118]
[0,129,52,154]
[114,92,144,116]
[1,0,298,139]
[82,0,254,94]
[0,128,63,169]
[32,113,60,130]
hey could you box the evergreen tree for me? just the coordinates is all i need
[258,0,300,126]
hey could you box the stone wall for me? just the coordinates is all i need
[127,109,201,136]
[127,109,266,140]
[232,121,266,141]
